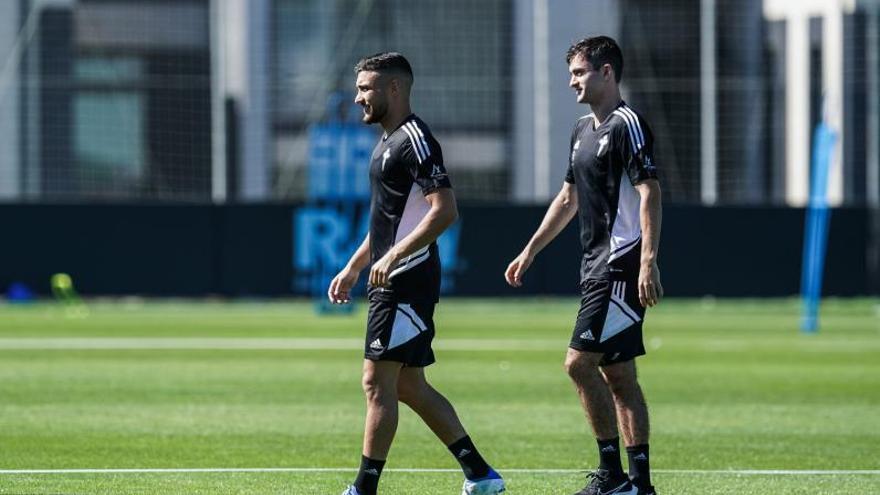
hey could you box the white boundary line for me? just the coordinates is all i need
[0,338,565,351]
[0,337,876,352]
[1,468,878,476]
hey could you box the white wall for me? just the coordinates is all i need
[513,0,620,203]
[764,0,854,206]
[218,0,269,201]
[0,1,20,199]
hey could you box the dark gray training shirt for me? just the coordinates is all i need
[367,114,452,303]
[565,101,659,282]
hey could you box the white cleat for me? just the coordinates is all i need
[341,485,362,495]
[462,469,506,495]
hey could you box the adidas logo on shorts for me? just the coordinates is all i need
[580,330,596,341]
[370,339,384,351]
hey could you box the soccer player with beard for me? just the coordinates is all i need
[329,52,505,495]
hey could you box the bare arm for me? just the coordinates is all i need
[327,234,370,304]
[505,182,578,287]
[635,179,663,307]
[369,188,458,288]
[346,234,372,273]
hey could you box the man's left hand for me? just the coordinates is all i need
[638,262,663,308]
[369,251,399,288]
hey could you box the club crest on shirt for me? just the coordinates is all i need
[382,148,391,171]
[597,134,609,157]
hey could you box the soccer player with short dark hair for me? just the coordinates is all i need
[505,36,662,495]
[329,52,505,495]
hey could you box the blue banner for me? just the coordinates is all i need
[306,122,375,202]
[292,206,462,306]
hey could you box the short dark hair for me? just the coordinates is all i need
[566,36,624,83]
[354,52,414,83]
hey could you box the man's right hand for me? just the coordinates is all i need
[504,252,534,288]
[328,268,360,304]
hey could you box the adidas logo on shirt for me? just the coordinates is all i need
[370,339,384,351]
[580,330,596,341]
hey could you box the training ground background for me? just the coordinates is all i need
[0,298,878,494]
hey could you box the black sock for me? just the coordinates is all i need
[626,444,651,488]
[353,456,385,495]
[448,435,490,480]
[597,437,625,477]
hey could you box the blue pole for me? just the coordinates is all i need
[800,122,837,333]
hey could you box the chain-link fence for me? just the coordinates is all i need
[0,0,878,207]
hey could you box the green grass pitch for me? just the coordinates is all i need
[0,298,878,494]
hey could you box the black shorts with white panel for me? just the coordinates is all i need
[569,249,647,365]
[365,297,436,367]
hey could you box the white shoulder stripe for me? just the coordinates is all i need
[406,123,429,161]
[405,121,431,160]
[616,108,643,149]
[578,113,593,121]
[620,106,646,149]
[400,124,425,163]
[613,109,641,153]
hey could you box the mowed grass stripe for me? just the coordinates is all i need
[3,468,880,475]
[0,336,877,352]
[0,337,561,350]
[1,299,877,494]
